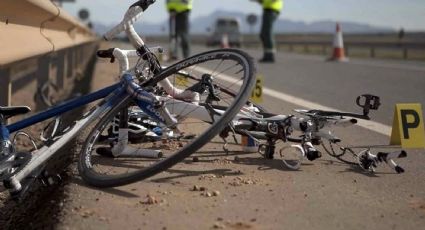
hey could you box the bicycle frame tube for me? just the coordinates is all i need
[6,83,122,133]
[3,71,185,192]
[3,85,128,192]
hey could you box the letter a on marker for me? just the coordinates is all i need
[390,103,425,148]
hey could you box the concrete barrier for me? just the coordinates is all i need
[0,0,98,109]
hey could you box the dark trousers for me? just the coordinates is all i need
[260,9,279,53]
[170,10,190,58]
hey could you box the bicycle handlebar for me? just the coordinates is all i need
[304,110,370,120]
[97,47,164,75]
[358,149,407,173]
[324,118,358,127]
[103,0,156,48]
[103,6,143,41]
[294,94,381,120]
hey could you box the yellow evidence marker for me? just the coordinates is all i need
[390,103,425,148]
[250,74,264,104]
[174,74,189,87]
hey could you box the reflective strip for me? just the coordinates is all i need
[167,0,193,12]
[265,48,276,53]
[262,0,283,12]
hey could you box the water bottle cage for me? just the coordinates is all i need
[0,140,11,158]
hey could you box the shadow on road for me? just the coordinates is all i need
[68,177,140,198]
[151,168,240,184]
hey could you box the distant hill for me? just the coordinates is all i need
[93,10,395,36]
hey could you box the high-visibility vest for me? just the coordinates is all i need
[167,0,193,13]
[262,0,283,12]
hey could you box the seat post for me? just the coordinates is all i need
[1,115,11,157]
[0,114,5,126]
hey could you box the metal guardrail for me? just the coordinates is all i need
[269,41,424,59]
[239,35,425,60]
[0,0,98,109]
[144,34,425,60]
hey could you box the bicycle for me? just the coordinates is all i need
[231,94,408,173]
[92,44,407,178]
[77,1,408,186]
[0,0,256,198]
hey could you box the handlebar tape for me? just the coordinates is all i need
[130,0,156,11]
[103,1,156,41]
[307,110,370,120]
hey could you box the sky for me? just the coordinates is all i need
[62,0,425,31]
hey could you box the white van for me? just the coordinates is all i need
[207,17,242,47]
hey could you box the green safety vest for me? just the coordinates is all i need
[167,0,193,13]
[262,0,283,12]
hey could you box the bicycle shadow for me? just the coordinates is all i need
[151,168,242,183]
[321,159,395,177]
[190,149,313,172]
[69,168,243,197]
[69,177,140,198]
[232,156,313,172]
[181,150,252,164]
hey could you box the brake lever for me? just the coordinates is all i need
[187,74,220,101]
[97,48,116,63]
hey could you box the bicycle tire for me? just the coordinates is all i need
[78,49,256,187]
[322,141,358,165]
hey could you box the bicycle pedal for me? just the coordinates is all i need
[40,174,62,186]
[10,175,38,201]
[221,137,229,155]
[264,145,275,159]
[306,150,321,161]
[395,166,405,174]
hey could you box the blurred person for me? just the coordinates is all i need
[254,0,283,63]
[167,0,192,60]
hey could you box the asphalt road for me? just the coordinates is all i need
[190,45,425,127]
[252,51,425,127]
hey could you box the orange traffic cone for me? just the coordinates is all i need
[220,33,230,48]
[328,23,348,62]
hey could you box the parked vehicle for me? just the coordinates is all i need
[207,17,242,47]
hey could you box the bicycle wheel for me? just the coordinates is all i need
[322,141,358,165]
[78,49,256,187]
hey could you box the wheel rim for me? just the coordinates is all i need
[80,50,255,185]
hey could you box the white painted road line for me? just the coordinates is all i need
[197,66,392,137]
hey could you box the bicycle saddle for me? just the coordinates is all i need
[0,106,31,118]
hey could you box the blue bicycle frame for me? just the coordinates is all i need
[6,83,122,134]
[1,73,166,194]
[5,73,166,135]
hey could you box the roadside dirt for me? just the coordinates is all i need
[56,146,425,230]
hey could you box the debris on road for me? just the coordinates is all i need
[141,194,159,205]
